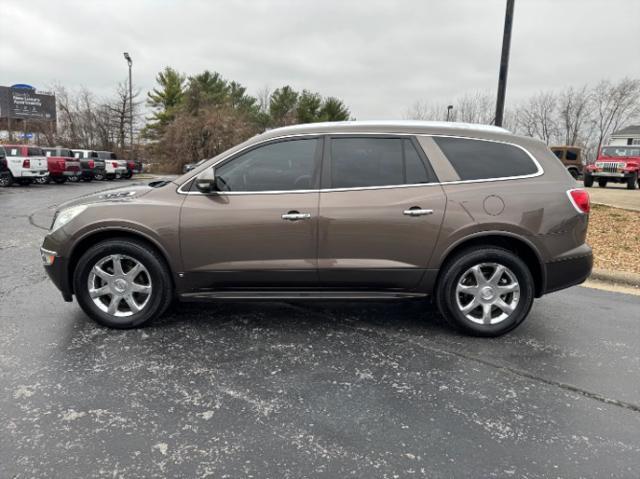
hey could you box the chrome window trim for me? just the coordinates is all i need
[177,132,543,195]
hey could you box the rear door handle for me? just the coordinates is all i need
[282,211,312,221]
[403,208,434,217]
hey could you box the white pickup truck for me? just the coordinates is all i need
[97,151,127,180]
[1,144,49,186]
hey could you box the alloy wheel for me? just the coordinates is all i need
[87,254,152,317]
[455,262,520,325]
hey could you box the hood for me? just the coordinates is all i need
[55,182,160,211]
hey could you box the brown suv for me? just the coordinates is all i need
[41,121,592,336]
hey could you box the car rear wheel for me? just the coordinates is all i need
[35,176,50,184]
[583,173,594,187]
[94,172,105,181]
[436,247,534,336]
[598,179,607,188]
[627,173,638,190]
[68,175,80,183]
[73,239,173,329]
[0,173,13,187]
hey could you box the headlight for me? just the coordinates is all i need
[51,205,88,232]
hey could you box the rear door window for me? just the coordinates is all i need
[329,137,432,188]
[434,137,539,181]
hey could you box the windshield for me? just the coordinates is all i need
[601,147,640,157]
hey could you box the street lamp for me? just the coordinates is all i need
[446,105,454,122]
[123,52,133,161]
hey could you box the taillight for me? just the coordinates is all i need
[112,162,118,168]
[23,159,30,168]
[88,160,95,169]
[567,188,590,214]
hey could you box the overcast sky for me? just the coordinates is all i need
[1,0,639,119]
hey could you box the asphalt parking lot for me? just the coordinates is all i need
[1,179,639,478]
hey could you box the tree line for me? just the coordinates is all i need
[144,67,351,170]
[406,77,640,162]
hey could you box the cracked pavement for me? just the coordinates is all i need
[1,180,639,478]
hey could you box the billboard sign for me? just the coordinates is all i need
[0,85,56,121]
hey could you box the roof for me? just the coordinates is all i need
[611,125,640,136]
[260,120,511,139]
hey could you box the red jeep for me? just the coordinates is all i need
[41,147,82,184]
[584,146,640,189]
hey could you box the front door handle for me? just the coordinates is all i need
[282,211,312,221]
[403,207,434,217]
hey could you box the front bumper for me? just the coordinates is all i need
[41,246,73,302]
[588,171,634,178]
[542,244,593,295]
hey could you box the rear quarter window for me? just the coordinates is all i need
[28,147,44,156]
[434,137,539,181]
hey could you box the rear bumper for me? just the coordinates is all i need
[20,170,49,178]
[542,245,593,295]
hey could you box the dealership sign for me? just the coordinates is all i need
[0,85,56,121]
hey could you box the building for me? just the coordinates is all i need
[608,125,640,146]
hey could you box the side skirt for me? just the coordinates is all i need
[179,290,428,301]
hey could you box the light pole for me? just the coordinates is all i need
[123,52,133,160]
[494,0,515,127]
[446,105,454,122]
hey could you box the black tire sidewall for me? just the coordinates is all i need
[74,240,172,328]
[437,248,534,337]
[583,174,593,187]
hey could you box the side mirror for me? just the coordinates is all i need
[195,168,217,193]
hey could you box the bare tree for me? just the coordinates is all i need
[404,100,448,121]
[591,78,640,152]
[556,85,593,146]
[516,91,559,144]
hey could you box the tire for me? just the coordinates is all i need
[94,172,105,181]
[68,175,80,183]
[435,247,535,337]
[0,173,13,187]
[73,238,173,329]
[54,177,67,184]
[583,173,593,187]
[568,168,579,180]
[598,179,607,188]
[123,171,133,179]
[627,173,638,190]
[35,176,50,185]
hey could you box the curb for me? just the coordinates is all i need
[590,268,640,288]
[591,201,640,213]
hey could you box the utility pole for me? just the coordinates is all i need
[123,52,133,160]
[495,0,515,127]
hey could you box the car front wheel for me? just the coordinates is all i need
[436,247,534,336]
[583,173,593,187]
[73,239,173,328]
